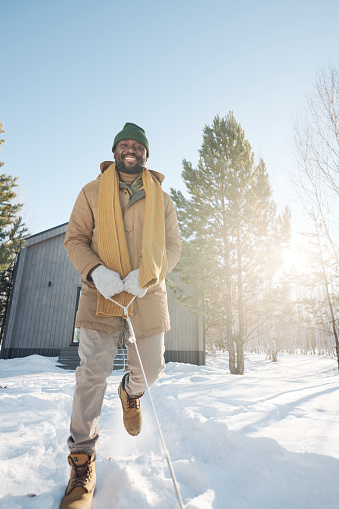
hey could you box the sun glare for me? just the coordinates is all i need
[283,246,310,274]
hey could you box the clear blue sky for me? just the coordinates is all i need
[1,0,339,235]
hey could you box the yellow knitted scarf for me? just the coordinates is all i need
[96,163,168,317]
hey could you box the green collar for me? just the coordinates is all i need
[120,172,143,195]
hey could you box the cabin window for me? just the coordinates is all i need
[71,286,82,345]
[73,327,80,344]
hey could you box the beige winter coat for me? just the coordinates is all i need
[64,162,181,338]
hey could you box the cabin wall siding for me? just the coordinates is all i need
[165,275,205,365]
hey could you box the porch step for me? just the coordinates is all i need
[56,346,128,371]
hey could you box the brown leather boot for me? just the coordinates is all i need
[59,453,96,509]
[118,374,142,436]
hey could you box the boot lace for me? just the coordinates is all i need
[71,461,92,489]
[126,394,140,410]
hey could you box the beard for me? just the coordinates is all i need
[115,153,146,174]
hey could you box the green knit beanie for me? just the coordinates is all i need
[112,122,149,157]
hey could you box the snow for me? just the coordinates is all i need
[0,352,338,509]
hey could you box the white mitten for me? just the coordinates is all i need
[91,265,124,300]
[123,269,147,298]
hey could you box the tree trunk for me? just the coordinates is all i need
[221,195,236,374]
[236,226,245,375]
[236,340,244,374]
[225,263,236,373]
[325,278,339,369]
[228,337,236,373]
[316,229,339,369]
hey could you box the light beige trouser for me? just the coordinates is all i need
[67,319,165,455]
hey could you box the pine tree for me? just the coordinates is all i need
[0,122,28,339]
[171,112,290,374]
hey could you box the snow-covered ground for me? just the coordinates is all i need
[0,352,338,509]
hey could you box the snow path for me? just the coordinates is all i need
[0,353,338,508]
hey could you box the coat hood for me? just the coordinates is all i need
[99,161,165,184]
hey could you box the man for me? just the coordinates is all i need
[60,123,181,509]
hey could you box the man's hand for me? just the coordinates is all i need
[123,269,147,298]
[91,265,124,300]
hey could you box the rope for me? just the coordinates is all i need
[109,295,185,509]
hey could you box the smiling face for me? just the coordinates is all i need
[114,139,148,174]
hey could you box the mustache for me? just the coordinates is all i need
[122,152,139,158]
